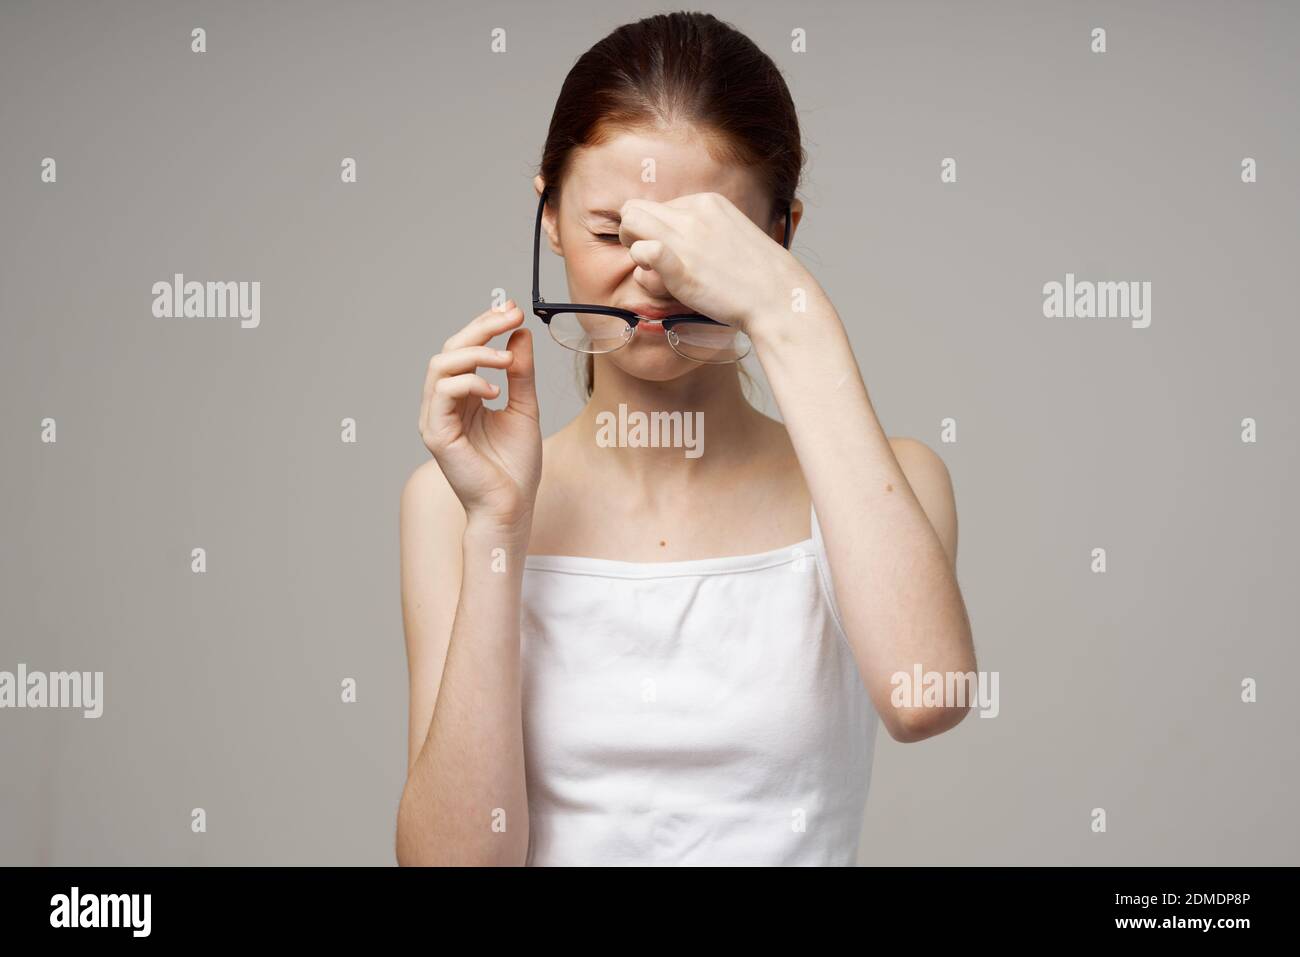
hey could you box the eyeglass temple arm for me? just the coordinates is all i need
[533,188,549,305]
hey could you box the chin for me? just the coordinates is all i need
[602,341,700,383]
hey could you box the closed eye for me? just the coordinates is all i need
[595,233,620,243]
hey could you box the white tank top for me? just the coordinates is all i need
[520,504,880,866]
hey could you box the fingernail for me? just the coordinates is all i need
[497,350,512,360]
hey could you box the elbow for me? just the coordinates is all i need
[395,840,418,868]
[394,829,420,868]
[394,788,427,867]
[395,783,529,867]
[885,702,972,744]
[395,782,447,867]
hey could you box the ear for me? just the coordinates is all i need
[534,174,564,258]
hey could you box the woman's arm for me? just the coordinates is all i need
[613,193,975,742]
[396,461,533,866]
[749,291,977,744]
[396,302,541,865]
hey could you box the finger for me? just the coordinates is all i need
[663,191,754,234]
[629,261,673,300]
[442,301,526,352]
[628,238,684,280]
[419,347,505,440]
[618,202,681,249]
[502,326,539,420]
[429,345,515,379]
[624,196,693,231]
[429,372,499,426]
[421,369,491,439]
[419,345,513,434]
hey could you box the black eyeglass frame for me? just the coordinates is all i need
[530,186,794,347]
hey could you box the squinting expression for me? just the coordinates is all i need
[538,126,775,383]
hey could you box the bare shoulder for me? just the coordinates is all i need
[399,458,469,601]
[400,457,467,540]
[888,436,959,565]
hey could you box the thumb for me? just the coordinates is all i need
[628,239,680,297]
[503,326,539,419]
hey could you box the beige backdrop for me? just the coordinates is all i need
[1,0,1297,865]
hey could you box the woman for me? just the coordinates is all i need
[397,11,977,866]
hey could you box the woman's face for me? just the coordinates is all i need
[534,126,778,385]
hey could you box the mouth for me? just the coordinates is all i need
[625,302,687,320]
[635,319,667,337]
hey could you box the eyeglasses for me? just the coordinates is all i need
[531,187,793,364]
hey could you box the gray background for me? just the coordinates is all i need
[1,0,1296,865]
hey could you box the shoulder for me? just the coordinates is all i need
[401,456,460,511]
[888,436,958,565]
[400,458,466,548]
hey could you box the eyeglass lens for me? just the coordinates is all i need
[545,312,750,363]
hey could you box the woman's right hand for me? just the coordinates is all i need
[418,299,542,528]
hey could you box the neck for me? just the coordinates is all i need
[571,356,771,496]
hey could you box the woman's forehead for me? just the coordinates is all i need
[565,144,765,212]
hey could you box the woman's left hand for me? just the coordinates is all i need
[617,192,815,334]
